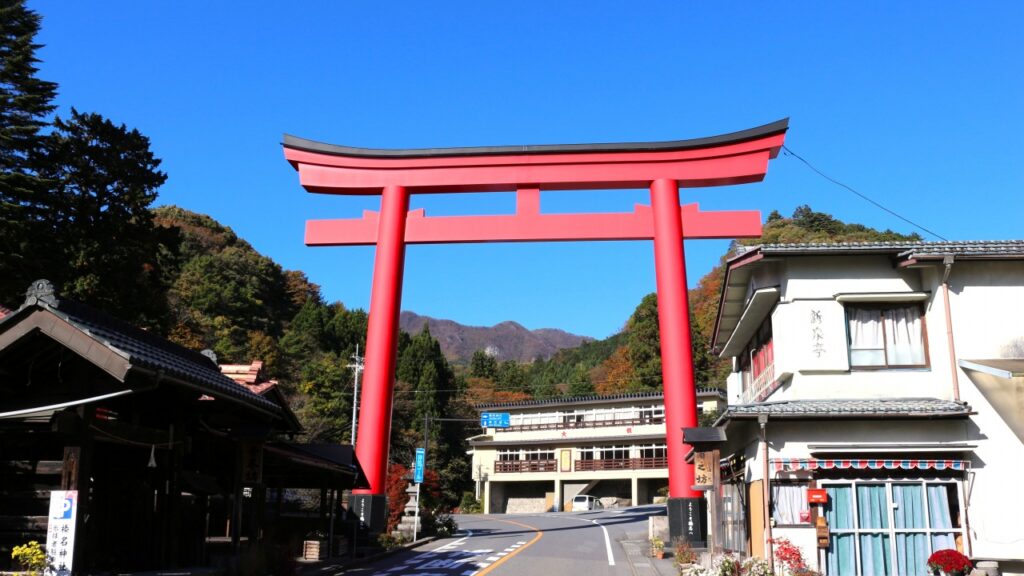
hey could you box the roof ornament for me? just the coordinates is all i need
[25,279,59,308]
[200,349,218,366]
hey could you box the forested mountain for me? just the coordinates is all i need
[399,311,591,363]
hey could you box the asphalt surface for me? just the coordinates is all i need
[339,505,668,576]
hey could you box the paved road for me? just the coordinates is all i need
[341,505,666,576]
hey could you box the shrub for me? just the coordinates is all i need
[432,513,458,537]
[742,556,776,576]
[459,491,483,514]
[673,537,698,566]
[377,533,406,550]
[770,537,820,575]
[11,540,49,576]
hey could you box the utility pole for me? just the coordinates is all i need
[347,345,364,445]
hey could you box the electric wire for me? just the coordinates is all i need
[781,145,948,241]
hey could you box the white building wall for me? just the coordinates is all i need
[946,262,1024,566]
[729,256,1024,572]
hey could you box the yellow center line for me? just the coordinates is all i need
[473,517,543,576]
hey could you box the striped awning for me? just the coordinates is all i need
[772,458,969,472]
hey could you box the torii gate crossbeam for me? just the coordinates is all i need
[284,118,788,537]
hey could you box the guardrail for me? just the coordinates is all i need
[741,362,776,404]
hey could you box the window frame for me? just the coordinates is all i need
[844,303,930,370]
[819,478,966,576]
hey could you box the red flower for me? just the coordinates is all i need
[926,549,972,574]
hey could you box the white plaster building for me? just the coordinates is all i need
[710,241,1024,576]
[469,390,726,514]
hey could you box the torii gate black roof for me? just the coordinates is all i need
[284,118,789,159]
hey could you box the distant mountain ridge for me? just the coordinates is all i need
[399,311,592,363]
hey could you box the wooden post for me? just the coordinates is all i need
[709,449,722,553]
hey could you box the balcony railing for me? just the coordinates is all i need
[574,457,668,471]
[741,362,777,404]
[503,416,664,432]
[493,459,557,473]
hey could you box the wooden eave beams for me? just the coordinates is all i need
[0,309,131,383]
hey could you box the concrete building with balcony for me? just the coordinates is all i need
[710,241,1024,576]
[469,389,726,514]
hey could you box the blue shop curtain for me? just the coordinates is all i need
[827,485,856,575]
[928,484,955,552]
[893,485,929,576]
[857,485,891,575]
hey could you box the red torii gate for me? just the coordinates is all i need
[283,118,787,533]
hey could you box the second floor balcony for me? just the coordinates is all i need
[493,456,668,473]
[494,459,557,473]
[741,360,778,404]
[575,456,668,471]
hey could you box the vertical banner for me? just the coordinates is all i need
[414,448,425,484]
[45,490,77,575]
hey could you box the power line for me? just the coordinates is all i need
[781,145,948,241]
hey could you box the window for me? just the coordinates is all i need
[823,480,963,576]
[738,318,773,394]
[771,484,810,525]
[497,450,519,461]
[523,449,554,461]
[599,445,630,460]
[638,405,665,422]
[847,304,927,368]
[638,444,666,459]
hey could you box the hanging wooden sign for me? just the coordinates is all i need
[693,451,715,490]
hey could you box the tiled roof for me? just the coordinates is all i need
[50,300,282,415]
[746,240,1024,258]
[0,282,280,416]
[722,398,970,420]
[474,388,726,410]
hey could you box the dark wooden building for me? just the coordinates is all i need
[0,280,365,573]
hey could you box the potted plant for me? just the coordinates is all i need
[927,549,972,576]
[651,536,665,559]
[673,537,698,568]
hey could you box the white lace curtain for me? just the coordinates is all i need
[772,484,809,524]
[849,306,924,366]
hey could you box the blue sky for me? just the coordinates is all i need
[31,1,1024,338]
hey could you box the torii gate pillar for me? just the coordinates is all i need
[650,178,700,500]
[283,119,788,537]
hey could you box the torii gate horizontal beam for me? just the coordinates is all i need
[283,119,787,194]
[305,201,761,246]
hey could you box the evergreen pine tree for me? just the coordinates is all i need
[0,0,57,304]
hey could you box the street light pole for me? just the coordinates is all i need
[347,345,364,445]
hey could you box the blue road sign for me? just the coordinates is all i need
[414,448,425,484]
[480,412,510,428]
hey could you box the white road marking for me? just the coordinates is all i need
[555,515,616,566]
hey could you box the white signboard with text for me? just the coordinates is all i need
[45,490,77,576]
